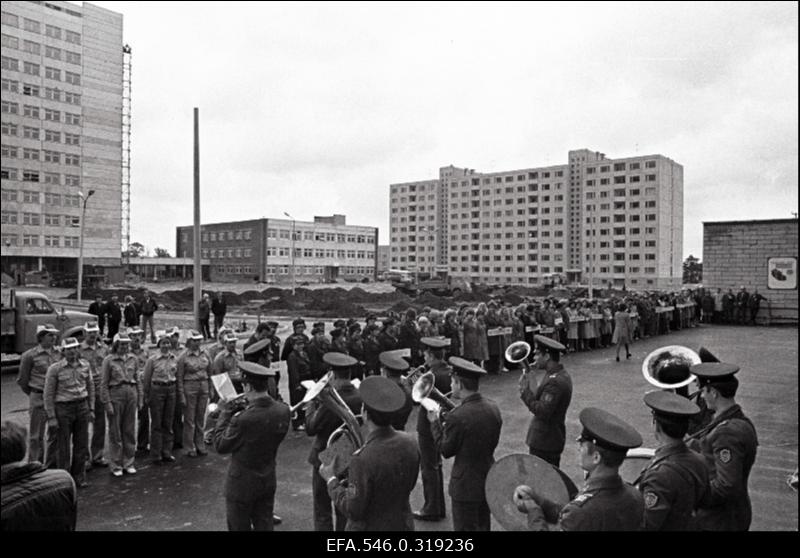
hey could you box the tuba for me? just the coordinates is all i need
[314,373,365,477]
[412,371,456,417]
[642,345,701,390]
[401,365,427,390]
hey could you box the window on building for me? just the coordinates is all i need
[44,108,60,122]
[45,25,61,39]
[64,71,80,86]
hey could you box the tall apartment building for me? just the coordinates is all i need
[1,1,124,279]
[176,215,378,283]
[389,149,683,290]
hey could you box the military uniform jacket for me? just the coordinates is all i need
[388,376,413,431]
[686,404,758,531]
[305,381,363,467]
[431,392,502,502]
[416,359,453,438]
[328,426,420,531]
[635,441,709,531]
[214,396,290,503]
[533,473,643,531]
[18,345,61,394]
[521,361,572,454]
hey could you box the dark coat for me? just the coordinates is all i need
[140,297,158,316]
[305,381,362,467]
[635,441,709,531]
[521,361,572,455]
[123,302,139,327]
[211,298,227,317]
[198,299,211,320]
[387,376,413,431]
[105,302,121,325]
[328,426,420,531]
[1,462,77,531]
[432,392,502,502]
[537,474,643,531]
[416,359,453,439]
[686,404,758,531]
[213,396,290,503]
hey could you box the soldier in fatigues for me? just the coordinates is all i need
[413,337,453,521]
[321,376,420,531]
[635,391,709,530]
[79,321,109,468]
[686,362,758,531]
[16,324,61,468]
[430,357,502,531]
[43,337,95,488]
[514,407,644,531]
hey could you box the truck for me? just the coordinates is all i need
[1,290,94,366]
[392,272,472,297]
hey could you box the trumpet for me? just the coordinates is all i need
[412,371,456,418]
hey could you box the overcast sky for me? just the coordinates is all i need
[89,1,798,260]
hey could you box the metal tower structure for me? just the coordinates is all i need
[121,44,132,266]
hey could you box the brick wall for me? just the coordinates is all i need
[703,220,798,324]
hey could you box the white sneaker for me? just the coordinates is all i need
[111,469,123,477]
[124,466,137,475]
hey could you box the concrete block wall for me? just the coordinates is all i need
[703,220,798,324]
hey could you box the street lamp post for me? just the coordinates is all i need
[283,212,296,295]
[76,189,95,303]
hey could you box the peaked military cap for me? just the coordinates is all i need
[449,356,487,378]
[578,407,642,452]
[534,335,566,353]
[643,391,700,418]
[379,351,410,373]
[359,376,406,414]
[323,352,358,368]
[698,347,720,363]
[421,337,450,349]
[238,360,275,377]
[690,362,740,385]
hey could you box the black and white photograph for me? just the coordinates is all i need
[1,0,797,536]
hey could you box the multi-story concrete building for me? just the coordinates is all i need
[389,148,683,290]
[1,1,124,280]
[176,215,378,284]
[377,244,389,275]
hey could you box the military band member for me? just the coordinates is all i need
[413,337,452,521]
[636,391,709,530]
[514,407,644,531]
[142,334,178,464]
[280,318,309,362]
[686,361,758,531]
[43,337,95,488]
[214,361,290,531]
[430,357,502,531]
[78,321,109,468]
[176,330,212,457]
[321,376,420,531]
[377,352,413,431]
[100,333,143,477]
[305,353,363,531]
[520,335,573,468]
[16,324,61,468]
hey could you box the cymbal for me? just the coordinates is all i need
[485,453,572,531]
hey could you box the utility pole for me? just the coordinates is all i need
[76,189,95,302]
[284,212,296,295]
[193,108,202,332]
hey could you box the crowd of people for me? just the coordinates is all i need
[3,284,766,532]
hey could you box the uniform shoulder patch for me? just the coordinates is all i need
[719,448,731,463]
[543,393,554,402]
[572,493,593,506]
[644,492,659,509]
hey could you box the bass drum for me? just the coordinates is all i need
[620,447,656,484]
[485,454,574,531]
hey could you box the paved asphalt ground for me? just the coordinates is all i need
[2,324,796,531]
